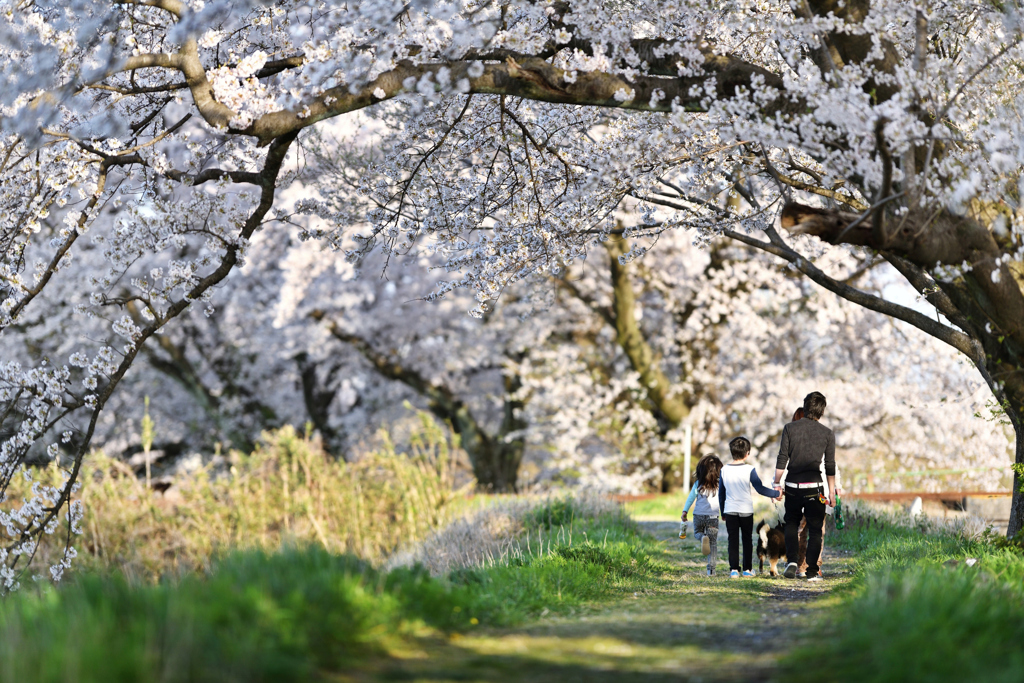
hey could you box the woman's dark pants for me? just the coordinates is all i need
[784,488,827,577]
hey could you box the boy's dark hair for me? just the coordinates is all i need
[728,436,751,460]
[694,454,723,496]
[803,391,827,420]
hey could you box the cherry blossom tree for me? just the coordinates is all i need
[1,0,1023,589]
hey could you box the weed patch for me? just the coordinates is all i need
[788,566,1024,683]
[0,496,670,682]
[786,504,1024,682]
[0,547,472,683]
[3,415,465,581]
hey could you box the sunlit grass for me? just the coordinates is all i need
[0,498,669,682]
[786,503,1024,682]
[621,493,686,521]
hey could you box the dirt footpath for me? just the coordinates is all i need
[340,520,849,683]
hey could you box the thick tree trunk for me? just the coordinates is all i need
[602,239,693,490]
[604,239,689,426]
[295,352,345,456]
[325,323,524,492]
[1009,427,1024,537]
[448,392,524,493]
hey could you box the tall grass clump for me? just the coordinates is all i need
[391,493,636,575]
[5,412,467,580]
[392,494,669,624]
[827,500,989,573]
[0,546,479,683]
[0,495,670,681]
[787,502,1024,682]
[788,563,1024,683]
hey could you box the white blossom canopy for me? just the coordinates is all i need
[1,0,1023,588]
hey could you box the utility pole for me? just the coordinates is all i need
[682,424,693,494]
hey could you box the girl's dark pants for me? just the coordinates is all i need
[723,513,753,571]
[784,487,827,577]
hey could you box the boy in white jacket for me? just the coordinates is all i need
[719,436,781,577]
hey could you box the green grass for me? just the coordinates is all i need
[786,505,1024,682]
[623,492,780,522]
[622,493,686,520]
[0,498,667,683]
[451,498,670,626]
[0,548,461,683]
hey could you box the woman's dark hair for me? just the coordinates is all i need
[792,406,805,422]
[803,391,827,420]
[729,436,751,460]
[694,454,723,496]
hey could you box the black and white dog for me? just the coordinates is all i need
[756,509,787,576]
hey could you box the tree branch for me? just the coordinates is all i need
[722,226,982,361]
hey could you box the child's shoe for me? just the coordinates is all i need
[796,571,807,578]
[701,535,711,555]
[706,568,714,577]
[729,570,740,578]
[741,570,756,577]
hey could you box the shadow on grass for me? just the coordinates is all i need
[372,655,701,683]
[358,635,774,683]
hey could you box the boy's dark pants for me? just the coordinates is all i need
[784,489,826,577]
[723,513,753,571]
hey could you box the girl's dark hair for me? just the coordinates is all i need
[694,454,723,496]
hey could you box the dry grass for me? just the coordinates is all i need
[842,498,992,543]
[8,413,469,580]
[388,493,629,575]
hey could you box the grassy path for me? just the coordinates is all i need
[342,521,854,682]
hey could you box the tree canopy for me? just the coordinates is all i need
[1,0,1023,588]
